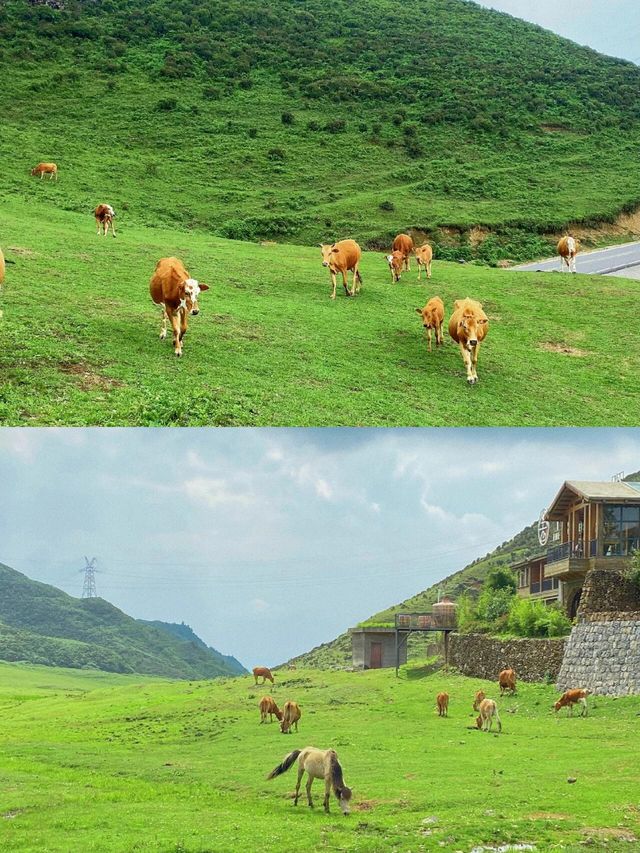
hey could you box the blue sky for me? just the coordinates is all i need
[1,428,640,667]
[477,0,640,63]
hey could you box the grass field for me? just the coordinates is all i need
[1,199,639,426]
[1,662,639,852]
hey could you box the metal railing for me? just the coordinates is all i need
[395,612,457,630]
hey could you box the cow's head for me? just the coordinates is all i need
[415,305,438,329]
[553,700,562,713]
[179,278,209,315]
[457,310,487,350]
[387,251,403,281]
[319,243,339,268]
[30,167,38,175]
[337,785,352,815]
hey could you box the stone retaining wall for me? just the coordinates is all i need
[449,633,567,682]
[580,570,640,615]
[556,620,640,695]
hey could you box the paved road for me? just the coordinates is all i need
[514,239,640,275]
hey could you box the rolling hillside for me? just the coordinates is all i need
[139,619,246,675]
[2,0,640,258]
[0,561,244,679]
[286,521,540,669]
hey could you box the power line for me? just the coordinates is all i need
[80,556,98,598]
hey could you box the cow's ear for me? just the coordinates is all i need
[319,243,325,248]
[331,246,340,253]
[199,283,210,292]
[479,318,488,324]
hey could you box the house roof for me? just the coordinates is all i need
[547,480,640,519]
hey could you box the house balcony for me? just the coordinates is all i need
[546,538,637,579]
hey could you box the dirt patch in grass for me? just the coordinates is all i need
[6,246,37,257]
[354,800,378,811]
[528,812,570,821]
[3,810,23,819]
[57,361,124,391]
[582,828,638,842]
[538,342,588,357]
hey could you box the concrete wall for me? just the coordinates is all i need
[449,633,567,682]
[351,629,406,670]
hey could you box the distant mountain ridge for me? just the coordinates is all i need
[139,620,246,675]
[0,562,244,679]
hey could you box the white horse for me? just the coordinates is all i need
[267,746,352,814]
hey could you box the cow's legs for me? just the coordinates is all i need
[159,308,168,340]
[330,271,337,300]
[417,261,422,281]
[104,219,110,237]
[179,311,188,344]
[427,327,432,352]
[351,267,361,295]
[342,270,350,297]
[471,343,480,382]
[460,343,474,384]
[427,260,432,278]
[170,311,182,356]
[437,321,443,346]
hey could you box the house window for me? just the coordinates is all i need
[602,505,640,556]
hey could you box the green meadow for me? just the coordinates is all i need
[1,199,639,426]
[1,662,639,852]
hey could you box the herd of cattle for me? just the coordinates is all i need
[0,164,582,383]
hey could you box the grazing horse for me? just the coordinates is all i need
[259,696,283,724]
[253,666,275,685]
[267,747,352,815]
[476,698,502,733]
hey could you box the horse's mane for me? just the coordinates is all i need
[329,751,346,794]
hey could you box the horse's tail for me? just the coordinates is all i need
[266,749,301,780]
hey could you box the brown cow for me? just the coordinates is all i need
[386,249,405,283]
[259,696,283,724]
[476,698,501,732]
[94,204,116,238]
[557,236,578,273]
[149,257,209,357]
[554,688,589,716]
[415,243,433,280]
[31,162,57,180]
[319,240,362,299]
[436,691,449,717]
[252,666,275,686]
[415,296,444,352]
[392,233,414,271]
[448,298,489,385]
[498,668,517,696]
[280,700,301,734]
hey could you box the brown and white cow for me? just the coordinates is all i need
[31,162,57,180]
[386,249,405,283]
[252,666,275,686]
[392,233,414,270]
[554,688,589,716]
[436,691,449,717]
[476,698,501,732]
[448,298,489,385]
[94,204,116,238]
[149,257,209,357]
[498,668,517,696]
[280,700,301,734]
[415,296,444,352]
[415,243,433,280]
[557,236,578,273]
[259,696,283,724]
[319,240,362,299]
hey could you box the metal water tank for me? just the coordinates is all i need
[432,596,457,628]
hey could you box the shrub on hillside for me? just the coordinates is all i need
[379,200,395,212]
[281,111,295,125]
[507,599,572,638]
[155,97,178,112]
[267,147,286,161]
[324,118,346,133]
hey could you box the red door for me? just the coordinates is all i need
[370,642,383,669]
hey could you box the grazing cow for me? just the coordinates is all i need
[415,296,444,352]
[415,243,433,280]
[392,233,414,271]
[386,249,405,283]
[149,257,209,357]
[280,700,302,734]
[448,298,489,385]
[252,666,275,686]
[554,688,589,717]
[498,668,517,696]
[31,162,57,180]
[94,204,116,238]
[319,240,362,299]
[259,696,283,724]
[267,747,352,815]
[436,692,449,717]
[557,236,578,273]
[0,247,4,289]
[476,698,501,733]
[473,690,486,712]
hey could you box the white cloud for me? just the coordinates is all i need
[183,477,255,508]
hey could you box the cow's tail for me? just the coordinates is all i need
[266,749,301,780]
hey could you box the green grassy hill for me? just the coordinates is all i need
[0,562,244,679]
[288,522,539,669]
[2,0,640,257]
[139,619,247,675]
[1,661,639,852]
